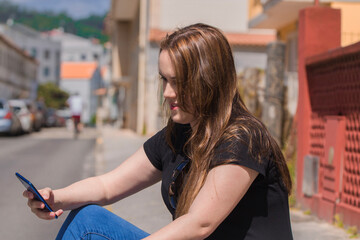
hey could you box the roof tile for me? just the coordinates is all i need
[149,28,275,47]
[61,62,98,80]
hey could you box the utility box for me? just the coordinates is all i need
[302,155,319,197]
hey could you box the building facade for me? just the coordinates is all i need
[0,33,37,100]
[248,0,360,228]
[249,0,360,120]
[45,28,106,65]
[60,62,103,124]
[0,21,61,86]
[106,0,276,135]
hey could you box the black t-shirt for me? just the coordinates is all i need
[143,124,293,240]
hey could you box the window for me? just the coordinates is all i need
[93,53,99,60]
[44,50,50,59]
[31,48,37,58]
[43,67,50,77]
[81,54,86,60]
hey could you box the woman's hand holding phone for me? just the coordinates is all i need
[23,187,64,220]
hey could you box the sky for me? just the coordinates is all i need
[5,0,111,19]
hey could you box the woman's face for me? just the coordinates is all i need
[159,50,196,127]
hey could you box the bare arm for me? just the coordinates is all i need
[25,147,162,219]
[144,164,258,240]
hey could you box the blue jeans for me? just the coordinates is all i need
[56,205,150,240]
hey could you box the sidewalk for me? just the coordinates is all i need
[95,125,171,234]
[96,125,358,239]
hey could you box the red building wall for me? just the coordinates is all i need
[297,5,341,211]
[305,42,360,227]
[297,6,360,228]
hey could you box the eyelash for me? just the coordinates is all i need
[160,75,176,87]
[160,75,167,82]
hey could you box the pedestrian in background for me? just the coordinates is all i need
[24,23,293,239]
[66,92,83,136]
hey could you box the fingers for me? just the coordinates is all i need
[27,198,45,209]
[55,209,64,218]
[38,187,52,200]
[24,187,60,220]
[23,190,34,199]
[22,187,51,200]
[28,199,63,220]
[31,207,63,220]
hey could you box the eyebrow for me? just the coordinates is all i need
[159,72,176,80]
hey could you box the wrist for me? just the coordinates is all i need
[53,189,66,211]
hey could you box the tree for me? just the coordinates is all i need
[37,83,69,109]
[0,1,109,44]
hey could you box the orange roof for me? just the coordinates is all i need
[61,62,98,79]
[149,28,275,47]
[225,33,276,46]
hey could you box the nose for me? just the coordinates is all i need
[163,81,176,99]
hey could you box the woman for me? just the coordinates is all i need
[24,23,293,239]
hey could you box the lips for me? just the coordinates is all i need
[170,103,179,110]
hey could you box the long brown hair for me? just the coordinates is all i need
[160,23,291,218]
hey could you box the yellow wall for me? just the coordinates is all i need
[278,21,297,42]
[248,0,263,20]
[331,2,360,46]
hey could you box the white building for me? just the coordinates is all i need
[60,62,103,124]
[0,21,61,86]
[0,33,37,100]
[44,28,106,65]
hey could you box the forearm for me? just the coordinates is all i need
[53,148,162,211]
[144,214,213,240]
[53,176,108,211]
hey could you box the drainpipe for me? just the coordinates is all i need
[137,0,148,134]
[262,42,286,146]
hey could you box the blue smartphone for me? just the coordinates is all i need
[15,172,58,219]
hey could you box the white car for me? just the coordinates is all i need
[8,100,33,133]
[0,99,22,135]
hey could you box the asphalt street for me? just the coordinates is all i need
[0,127,97,240]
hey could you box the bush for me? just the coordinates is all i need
[89,113,96,126]
[37,83,69,109]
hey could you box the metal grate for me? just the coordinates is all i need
[309,113,325,160]
[306,46,360,209]
[343,113,360,208]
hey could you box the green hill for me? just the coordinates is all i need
[0,0,109,43]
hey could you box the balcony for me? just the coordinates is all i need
[249,0,330,29]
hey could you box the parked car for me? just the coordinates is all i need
[0,99,22,135]
[21,99,44,131]
[36,101,47,127]
[45,108,59,127]
[8,99,33,133]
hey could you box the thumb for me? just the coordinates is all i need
[55,209,64,218]
[39,187,52,200]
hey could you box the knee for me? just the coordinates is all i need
[75,204,103,215]
[57,205,108,239]
[57,205,150,240]
[69,204,106,222]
